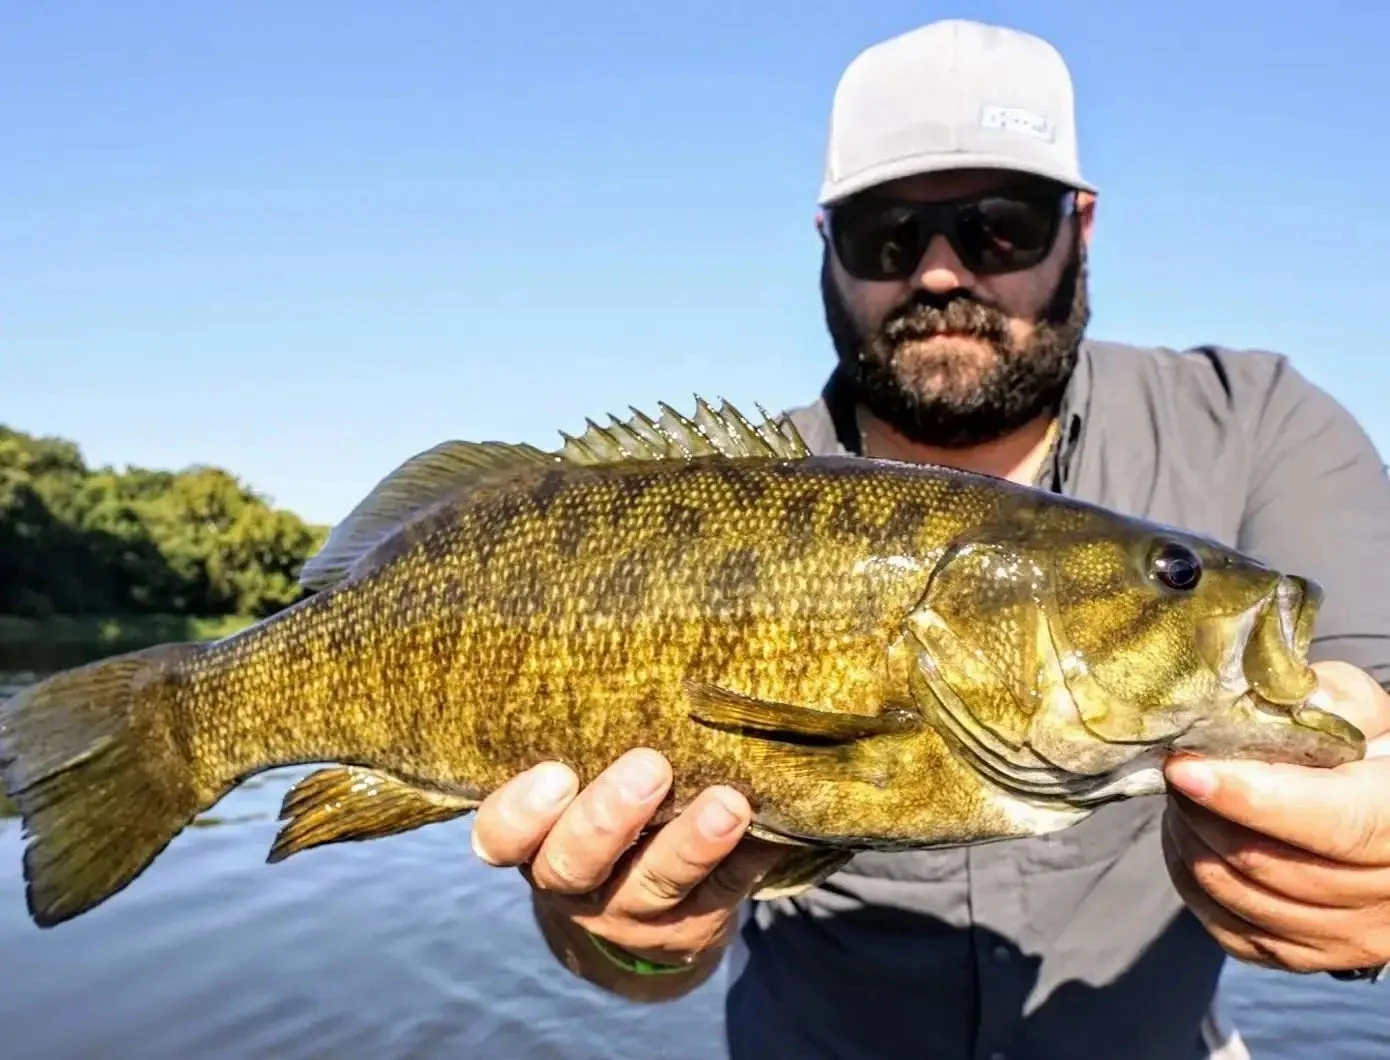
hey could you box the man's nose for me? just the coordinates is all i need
[912,234,974,295]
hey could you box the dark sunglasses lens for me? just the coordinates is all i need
[832,204,927,280]
[954,195,1060,272]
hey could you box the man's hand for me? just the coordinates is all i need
[1163,661,1390,975]
[468,748,788,982]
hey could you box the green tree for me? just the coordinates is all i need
[0,425,328,618]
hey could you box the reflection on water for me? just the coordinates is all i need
[0,640,171,677]
[1,674,1386,1060]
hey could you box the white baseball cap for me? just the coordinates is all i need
[818,19,1096,206]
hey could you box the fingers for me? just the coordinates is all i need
[602,785,752,918]
[470,760,580,866]
[1170,797,1390,909]
[588,838,791,964]
[1164,754,1390,866]
[526,748,672,895]
[1162,664,1390,866]
[1161,807,1329,974]
[678,837,794,917]
[469,752,796,969]
[599,787,793,924]
[1311,662,1390,743]
[1162,803,1390,974]
[1165,802,1353,941]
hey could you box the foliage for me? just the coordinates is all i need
[0,425,329,619]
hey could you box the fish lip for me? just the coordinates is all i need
[1168,693,1367,770]
[1244,575,1322,706]
[1283,574,1323,655]
[1288,700,1366,751]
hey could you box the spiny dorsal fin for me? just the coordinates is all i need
[298,439,558,592]
[300,397,807,593]
[557,396,810,466]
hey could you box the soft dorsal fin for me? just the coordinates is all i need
[557,396,810,465]
[298,439,558,592]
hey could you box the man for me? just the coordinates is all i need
[468,19,1390,1060]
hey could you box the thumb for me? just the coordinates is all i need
[1165,753,1390,866]
[1310,661,1390,745]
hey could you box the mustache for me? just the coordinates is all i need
[880,290,1012,345]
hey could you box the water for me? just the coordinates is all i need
[1,673,1386,1060]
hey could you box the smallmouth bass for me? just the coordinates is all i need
[0,398,1364,928]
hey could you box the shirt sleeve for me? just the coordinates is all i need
[1234,357,1390,690]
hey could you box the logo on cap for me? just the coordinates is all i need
[979,105,1056,143]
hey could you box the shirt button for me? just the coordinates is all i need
[992,944,1011,962]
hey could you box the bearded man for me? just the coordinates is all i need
[469,20,1390,1060]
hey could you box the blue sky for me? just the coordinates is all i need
[4,2,1386,525]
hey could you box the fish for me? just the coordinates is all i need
[0,397,1365,928]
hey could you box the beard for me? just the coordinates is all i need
[820,232,1091,449]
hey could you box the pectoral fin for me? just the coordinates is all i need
[267,766,479,863]
[684,680,921,744]
[750,848,855,900]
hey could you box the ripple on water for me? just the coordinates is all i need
[1221,962,1390,1060]
[0,764,729,1060]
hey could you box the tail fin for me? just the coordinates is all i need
[0,641,209,928]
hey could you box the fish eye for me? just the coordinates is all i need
[1151,542,1202,591]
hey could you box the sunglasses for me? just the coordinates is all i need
[826,181,1075,281]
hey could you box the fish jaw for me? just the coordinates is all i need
[1174,573,1363,769]
[1169,691,1365,769]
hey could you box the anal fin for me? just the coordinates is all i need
[268,766,479,863]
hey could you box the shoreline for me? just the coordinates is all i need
[0,614,256,650]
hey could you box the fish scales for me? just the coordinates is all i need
[0,397,1365,928]
[185,457,1007,834]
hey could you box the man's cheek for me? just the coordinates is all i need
[847,284,908,333]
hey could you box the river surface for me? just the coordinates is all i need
[1,671,1386,1059]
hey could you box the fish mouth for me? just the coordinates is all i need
[1170,689,1366,770]
[1253,576,1365,758]
[1187,573,1363,769]
[1243,575,1323,706]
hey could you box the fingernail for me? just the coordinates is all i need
[470,828,500,866]
[616,749,667,802]
[1168,758,1218,803]
[699,792,742,838]
[527,763,577,812]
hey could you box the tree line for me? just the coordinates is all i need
[0,424,329,619]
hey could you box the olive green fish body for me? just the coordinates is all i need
[187,454,1036,847]
[0,398,1365,928]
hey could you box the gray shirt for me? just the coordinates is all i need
[724,339,1390,1060]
